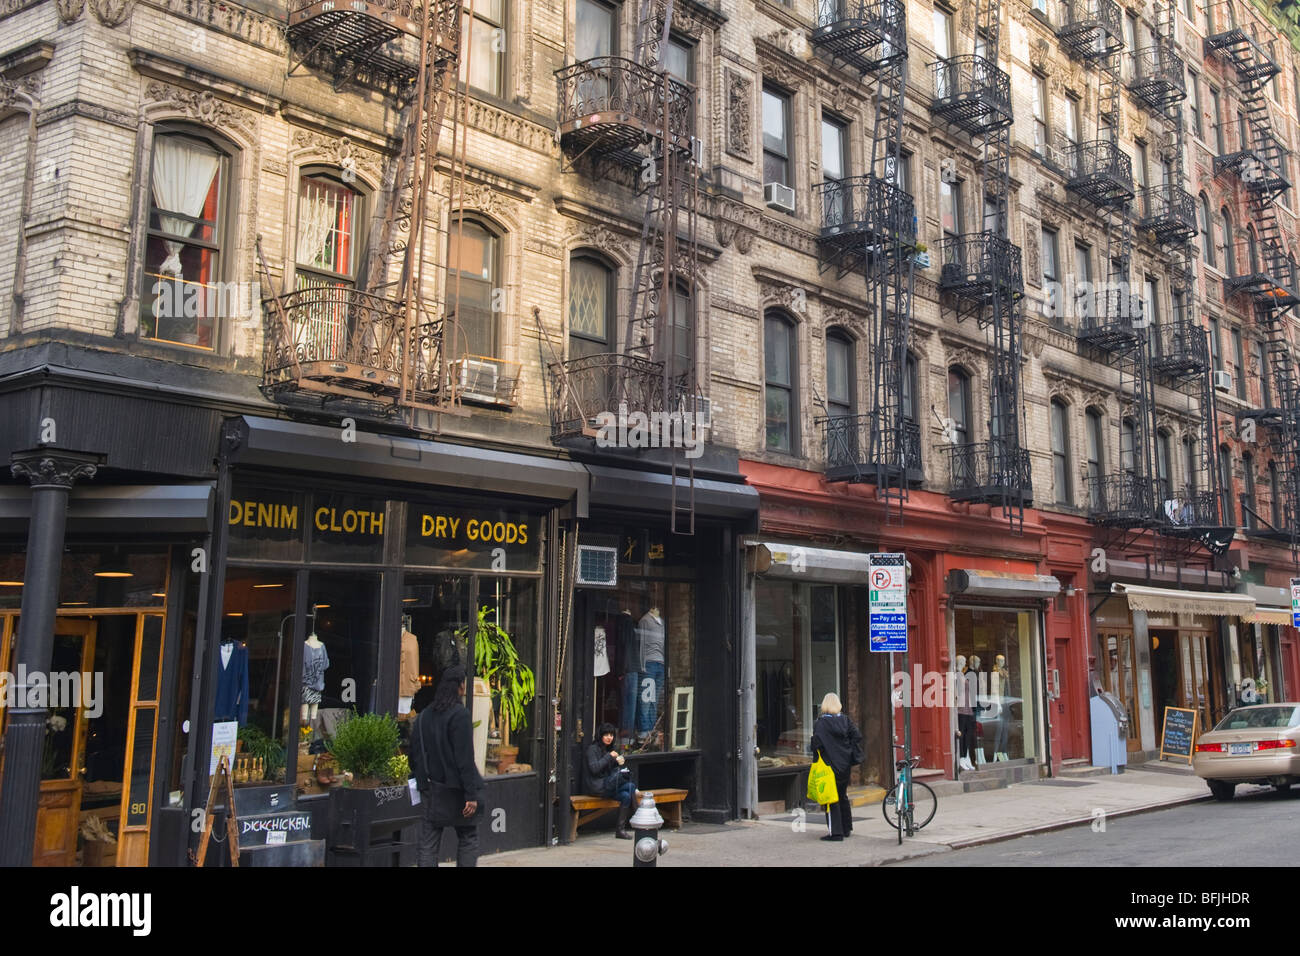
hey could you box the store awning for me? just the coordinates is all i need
[1110,583,1256,617]
[587,464,758,526]
[0,483,215,534]
[746,542,874,585]
[947,569,1061,600]
[1243,607,1295,626]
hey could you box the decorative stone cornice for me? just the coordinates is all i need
[55,0,84,23]
[290,129,384,186]
[713,194,760,254]
[11,454,97,489]
[91,0,134,26]
[144,81,257,139]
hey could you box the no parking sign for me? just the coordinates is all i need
[869,553,907,653]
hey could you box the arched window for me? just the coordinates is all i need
[1270,460,1282,527]
[143,129,233,349]
[1221,207,1234,276]
[947,367,972,445]
[447,218,502,358]
[765,311,798,452]
[1199,194,1215,268]
[825,330,855,419]
[1086,407,1105,509]
[1051,399,1072,505]
[1241,453,1256,530]
[1219,445,1235,525]
[1247,226,1260,275]
[568,254,614,361]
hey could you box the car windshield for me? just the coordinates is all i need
[1213,706,1300,731]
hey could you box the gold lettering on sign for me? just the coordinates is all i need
[229,500,299,530]
[419,514,528,544]
[313,507,384,536]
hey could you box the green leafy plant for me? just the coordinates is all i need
[385,754,410,785]
[461,605,536,736]
[237,724,285,779]
[327,711,401,781]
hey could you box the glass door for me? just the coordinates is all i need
[1101,630,1141,752]
[1179,631,1211,733]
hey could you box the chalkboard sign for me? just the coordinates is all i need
[1159,706,1199,763]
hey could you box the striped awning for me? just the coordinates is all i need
[1110,583,1256,618]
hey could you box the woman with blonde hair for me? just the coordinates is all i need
[810,691,863,841]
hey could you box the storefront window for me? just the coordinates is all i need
[405,504,543,573]
[307,571,382,740]
[954,607,1037,762]
[0,553,24,611]
[474,576,540,773]
[227,487,306,563]
[58,550,168,608]
[755,580,842,761]
[308,494,388,565]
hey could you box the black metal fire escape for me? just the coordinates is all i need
[550,0,702,533]
[1207,2,1300,566]
[258,0,459,418]
[812,0,919,523]
[933,0,1029,532]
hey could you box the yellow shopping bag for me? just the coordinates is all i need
[806,755,839,805]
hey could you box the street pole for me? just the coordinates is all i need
[0,451,97,866]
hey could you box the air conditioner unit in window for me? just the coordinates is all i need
[764,182,796,212]
[690,135,704,167]
[677,394,712,431]
[575,545,619,587]
[1213,370,1233,392]
[457,357,500,404]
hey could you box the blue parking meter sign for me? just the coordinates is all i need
[869,553,907,653]
[1291,578,1300,629]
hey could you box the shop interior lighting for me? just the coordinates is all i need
[253,583,284,589]
[94,550,134,578]
[0,580,23,587]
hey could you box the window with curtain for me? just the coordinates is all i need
[826,331,854,419]
[460,0,505,96]
[1086,408,1104,508]
[296,175,360,289]
[143,132,227,349]
[575,0,613,61]
[1051,400,1071,505]
[941,179,963,241]
[568,255,614,361]
[765,311,797,453]
[947,367,971,445]
[446,219,501,359]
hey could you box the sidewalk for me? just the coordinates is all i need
[478,763,1212,867]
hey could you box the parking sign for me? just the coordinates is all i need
[869,553,907,652]
[1292,577,1300,629]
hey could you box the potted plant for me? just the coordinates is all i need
[325,712,419,863]
[461,606,536,772]
[327,711,401,788]
[236,724,286,784]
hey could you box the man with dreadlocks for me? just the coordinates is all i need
[411,664,484,866]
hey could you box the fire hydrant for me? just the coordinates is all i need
[629,791,668,867]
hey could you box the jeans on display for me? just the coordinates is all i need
[993,711,1009,754]
[637,660,665,734]
[622,671,639,731]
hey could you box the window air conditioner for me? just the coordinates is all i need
[575,545,619,587]
[1212,370,1233,392]
[457,357,500,403]
[679,394,712,430]
[690,135,704,167]
[764,182,796,212]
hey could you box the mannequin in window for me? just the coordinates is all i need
[399,619,421,716]
[968,655,985,764]
[215,636,249,726]
[636,605,666,745]
[954,654,975,772]
[990,653,1010,761]
[302,630,330,726]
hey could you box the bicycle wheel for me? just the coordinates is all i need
[881,785,903,830]
[909,781,938,830]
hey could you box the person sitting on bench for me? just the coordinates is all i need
[583,722,642,839]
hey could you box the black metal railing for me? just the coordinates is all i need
[813,0,908,72]
[1077,287,1144,350]
[548,352,690,442]
[1149,320,1209,378]
[930,55,1013,134]
[1086,473,1153,525]
[1154,490,1220,530]
[1056,0,1122,59]
[938,233,1024,297]
[816,174,916,248]
[821,415,921,482]
[947,441,1032,499]
[555,57,695,157]
[1205,27,1281,82]
[1064,140,1134,205]
[1128,46,1186,111]
[1222,242,1300,302]
[1135,184,1197,244]
[1214,129,1291,193]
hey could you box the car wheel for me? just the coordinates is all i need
[1207,780,1235,802]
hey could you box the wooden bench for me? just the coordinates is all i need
[569,788,688,842]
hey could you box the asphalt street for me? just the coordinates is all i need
[890,783,1300,866]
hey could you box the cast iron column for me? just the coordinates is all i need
[0,451,96,866]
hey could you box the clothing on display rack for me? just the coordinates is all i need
[636,609,665,735]
[399,628,421,714]
[214,640,249,725]
[302,638,330,707]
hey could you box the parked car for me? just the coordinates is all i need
[1192,704,1300,801]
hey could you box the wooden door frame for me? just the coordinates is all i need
[1099,626,1141,752]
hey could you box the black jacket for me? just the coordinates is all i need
[410,703,484,803]
[583,741,623,796]
[810,713,863,776]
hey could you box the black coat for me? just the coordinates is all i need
[583,741,623,796]
[810,713,863,776]
[410,703,484,803]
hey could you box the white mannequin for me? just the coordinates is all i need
[302,631,328,723]
[992,653,1010,761]
[968,655,985,765]
[954,655,975,772]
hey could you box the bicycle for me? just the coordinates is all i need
[882,743,937,844]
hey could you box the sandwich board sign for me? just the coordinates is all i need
[869,553,907,653]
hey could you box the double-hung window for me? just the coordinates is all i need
[763,87,793,189]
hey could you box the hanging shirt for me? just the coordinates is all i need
[303,641,330,692]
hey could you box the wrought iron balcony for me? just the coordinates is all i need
[1056,0,1122,61]
[555,57,694,163]
[1086,473,1154,527]
[1128,47,1186,112]
[1222,243,1300,305]
[1204,27,1281,83]
[1076,287,1144,352]
[820,415,922,484]
[285,0,453,95]
[930,55,1013,136]
[261,286,444,406]
[548,352,690,443]
[812,0,908,74]
[1063,140,1134,207]
[1149,320,1209,379]
[1213,130,1291,197]
[937,232,1024,303]
[816,174,917,276]
[947,441,1032,505]
[1135,184,1197,245]
[1153,490,1222,534]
